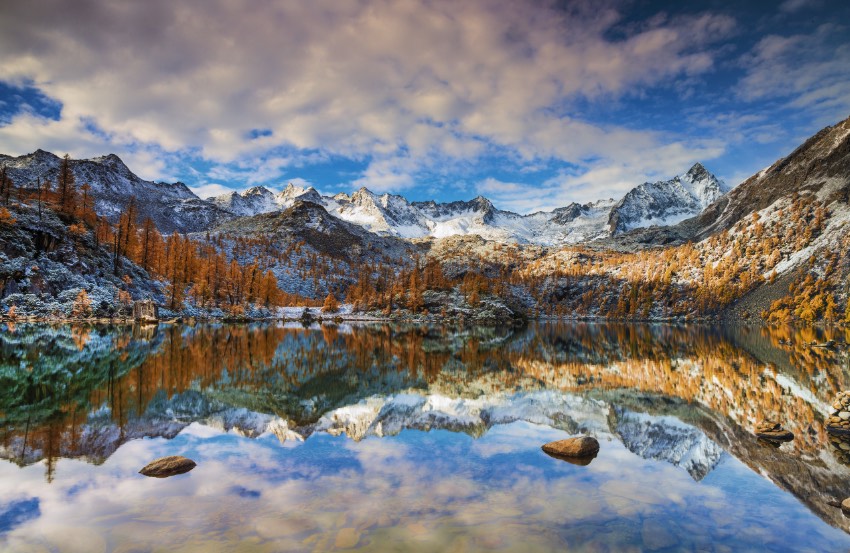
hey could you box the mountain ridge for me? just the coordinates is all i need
[203,162,728,244]
[0,149,230,233]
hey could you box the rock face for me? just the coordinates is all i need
[139,455,196,478]
[826,392,850,436]
[754,420,794,442]
[608,163,728,234]
[0,150,231,233]
[542,436,600,459]
[133,300,158,323]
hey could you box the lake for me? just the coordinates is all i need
[2,322,850,552]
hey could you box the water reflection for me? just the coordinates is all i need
[1,322,850,551]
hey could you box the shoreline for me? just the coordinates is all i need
[1,313,847,328]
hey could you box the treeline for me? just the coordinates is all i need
[343,255,511,315]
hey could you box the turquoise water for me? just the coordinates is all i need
[1,322,850,552]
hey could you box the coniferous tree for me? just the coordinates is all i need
[0,165,12,205]
[322,292,339,313]
[57,153,78,215]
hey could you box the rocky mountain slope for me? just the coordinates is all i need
[0,201,161,318]
[694,117,850,239]
[608,163,729,233]
[0,150,230,233]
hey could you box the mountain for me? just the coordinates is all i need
[209,186,278,216]
[0,150,231,233]
[208,182,327,215]
[0,148,730,245]
[614,408,723,481]
[1,151,221,232]
[608,163,729,234]
[334,187,431,238]
[691,117,850,239]
[204,165,725,245]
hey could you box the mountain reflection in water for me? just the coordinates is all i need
[2,322,850,552]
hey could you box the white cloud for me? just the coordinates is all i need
[779,0,820,13]
[0,0,739,200]
[189,183,236,199]
[737,24,850,122]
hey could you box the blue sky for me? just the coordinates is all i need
[1,0,849,213]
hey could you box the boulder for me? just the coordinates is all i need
[826,392,850,436]
[842,498,850,516]
[829,434,850,465]
[755,428,794,442]
[754,420,793,442]
[542,436,600,459]
[139,455,196,478]
[133,300,159,323]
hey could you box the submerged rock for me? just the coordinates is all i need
[754,421,794,442]
[139,455,196,478]
[842,498,850,517]
[542,436,600,460]
[826,392,850,436]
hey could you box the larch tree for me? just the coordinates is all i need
[57,153,78,216]
[322,292,339,313]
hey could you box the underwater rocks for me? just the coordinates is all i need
[754,420,794,442]
[139,456,197,478]
[826,392,850,436]
[829,433,850,466]
[542,436,600,460]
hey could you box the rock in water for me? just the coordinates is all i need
[842,498,850,516]
[132,299,159,323]
[139,456,196,478]
[826,392,850,436]
[755,420,781,433]
[754,420,794,442]
[542,436,600,459]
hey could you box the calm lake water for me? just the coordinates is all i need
[2,322,850,552]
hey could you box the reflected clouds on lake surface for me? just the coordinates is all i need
[2,322,850,551]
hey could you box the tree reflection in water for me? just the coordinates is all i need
[2,321,850,532]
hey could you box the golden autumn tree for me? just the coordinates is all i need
[0,207,16,226]
[70,289,92,318]
[322,292,339,313]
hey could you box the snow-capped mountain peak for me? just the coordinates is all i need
[1,150,227,232]
[210,186,278,216]
[0,148,730,245]
[275,183,324,207]
[608,163,728,234]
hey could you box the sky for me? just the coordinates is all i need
[1,0,849,213]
